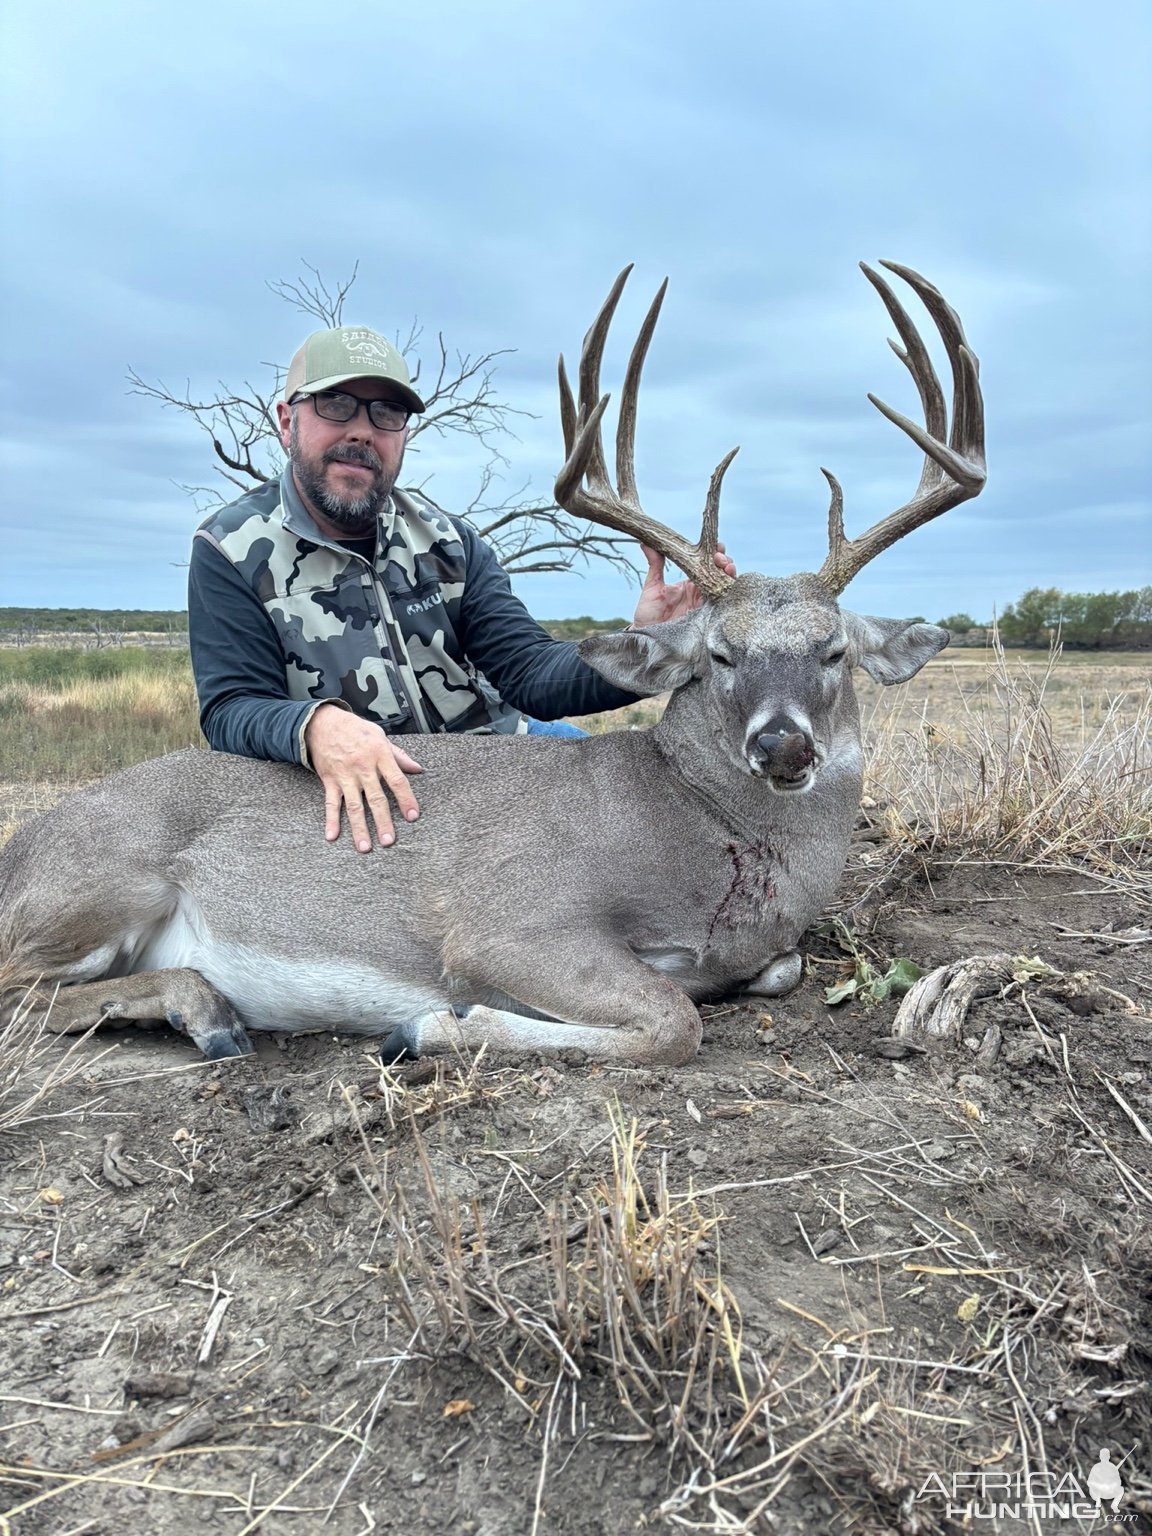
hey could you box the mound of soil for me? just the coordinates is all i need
[1,858,1149,1534]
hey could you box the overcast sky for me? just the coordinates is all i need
[1,0,1148,624]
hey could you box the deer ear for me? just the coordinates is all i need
[843,612,950,684]
[578,614,703,696]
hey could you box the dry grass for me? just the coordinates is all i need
[370,1100,847,1528]
[861,636,1152,879]
[0,666,201,783]
[341,1079,1152,1532]
[380,1099,732,1407]
[0,978,114,1137]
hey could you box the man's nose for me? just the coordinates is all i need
[342,406,376,440]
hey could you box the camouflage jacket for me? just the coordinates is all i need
[194,472,526,748]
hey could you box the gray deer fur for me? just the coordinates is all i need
[0,263,985,1067]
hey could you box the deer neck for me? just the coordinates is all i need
[649,686,775,845]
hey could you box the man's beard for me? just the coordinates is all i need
[289,415,398,534]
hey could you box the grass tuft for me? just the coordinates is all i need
[0,652,202,781]
[0,976,113,1137]
[862,632,1152,879]
[374,1101,908,1527]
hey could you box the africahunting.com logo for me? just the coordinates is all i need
[914,1445,1139,1520]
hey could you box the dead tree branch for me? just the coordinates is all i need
[266,260,359,327]
[130,263,641,579]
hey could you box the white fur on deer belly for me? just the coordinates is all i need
[633,946,699,979]
[133,902,442,1033]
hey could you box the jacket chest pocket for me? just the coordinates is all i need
[272,578,411,728]
[392,579,448,630]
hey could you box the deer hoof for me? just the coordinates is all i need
[200,1027,254,1061]
[743,951,803,998]
[167,1008,254,1061]
[377,1024,416,1064]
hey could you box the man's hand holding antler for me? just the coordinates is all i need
[632,544,737,626]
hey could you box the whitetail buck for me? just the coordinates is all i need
[0,262,985,1066]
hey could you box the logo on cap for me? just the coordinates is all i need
[343,330,397,367]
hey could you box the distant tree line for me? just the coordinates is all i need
[938,587,1152,650]
[4,590,1149,651]
[542,615,630,641]
[0,607,626,646]
[0,608,188,634]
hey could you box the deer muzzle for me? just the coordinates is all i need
[747,716,818,791]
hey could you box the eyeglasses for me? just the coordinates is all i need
[293,390,411,433]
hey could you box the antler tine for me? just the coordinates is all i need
[553,384,612,507]
[615,278,668,506]
[556,354,580,463]
[553,268,738,600]
[577,265,634,496]
[701,447,740,569]
[816,262,987,596]
[875,260,984,486]
[861,263,947,498]
[821,469,847,579]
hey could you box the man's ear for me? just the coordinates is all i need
[578,612,704,696]
[843,611,950,684]
[275,399,293,454]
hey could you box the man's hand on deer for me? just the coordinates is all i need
[304,703,423,853]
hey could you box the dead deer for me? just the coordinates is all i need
[0,262,985,1066]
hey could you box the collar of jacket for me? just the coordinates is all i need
[278,468,393,552]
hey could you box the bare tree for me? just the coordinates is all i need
[82,620,124,651]
[129,263,637,580]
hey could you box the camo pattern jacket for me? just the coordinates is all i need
[194,473,526,744]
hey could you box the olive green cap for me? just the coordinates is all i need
[284,325,425,413]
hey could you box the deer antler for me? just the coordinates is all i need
[817,261,987,595]
[554,266,738,600]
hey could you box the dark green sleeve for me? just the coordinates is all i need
[188,535,326,763]
[453,523,639,718]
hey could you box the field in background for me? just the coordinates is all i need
[575,647,1151,737]
[0,647,201,787]
[2,645,1149,868]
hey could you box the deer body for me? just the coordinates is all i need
[0,585,868,1064]
[3,733,835,1001]
[0,265,986,1067]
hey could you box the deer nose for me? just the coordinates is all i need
[756,714,814,753]
[752,716,817,781]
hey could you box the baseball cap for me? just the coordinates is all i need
[284,325,426,413]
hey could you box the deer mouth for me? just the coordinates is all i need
[768,762,817,792]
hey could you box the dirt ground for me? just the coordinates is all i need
[1,845,1150,1535]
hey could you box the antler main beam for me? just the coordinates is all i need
[816,261,987,595]
[553,261,985,603]
[553,266,738,601]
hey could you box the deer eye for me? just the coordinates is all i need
[822,649,847,667]
[710,650,735,668]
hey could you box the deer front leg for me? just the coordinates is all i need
[381,941,703,1067]
[42,969,253,1061]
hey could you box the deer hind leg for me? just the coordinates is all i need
[41,969,253,1061]
[380,942,702,1067]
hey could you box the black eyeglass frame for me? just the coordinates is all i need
[291,390,412,433]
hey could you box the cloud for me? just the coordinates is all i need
[0,0,1148,624]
